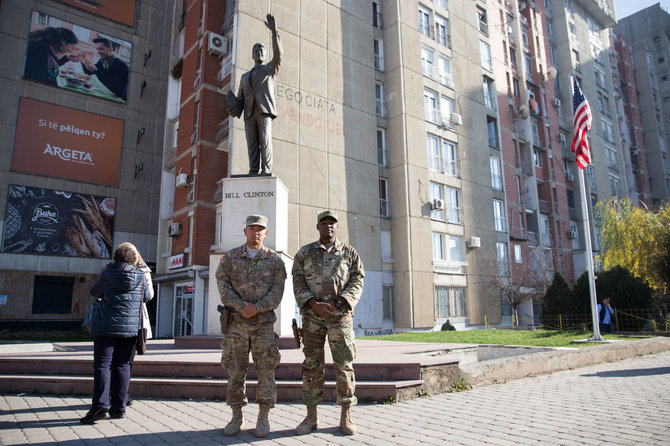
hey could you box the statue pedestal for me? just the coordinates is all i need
[207,176,296,336]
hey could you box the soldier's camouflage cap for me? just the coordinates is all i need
[317,210,339,223]
[246,214,268,228]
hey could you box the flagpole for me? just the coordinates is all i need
[570,74,602,342]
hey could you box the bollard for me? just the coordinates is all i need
[559,314,563,331]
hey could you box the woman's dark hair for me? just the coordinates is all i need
[113,242,140,265]
[28,27,78,52]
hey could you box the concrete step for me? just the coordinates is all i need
[0,374,423,402]
[0,357,422,381]
[174,336,299,350]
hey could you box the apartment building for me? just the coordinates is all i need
[153,0,650,337]
[0,0,171,329]
[614,4,670,207]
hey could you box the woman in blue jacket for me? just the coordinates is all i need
[80,243,152,424]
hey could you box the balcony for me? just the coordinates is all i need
[538,199,551,214]
[573,0,615,28]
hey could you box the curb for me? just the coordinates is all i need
[460,337,670,387]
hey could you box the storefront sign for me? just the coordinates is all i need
[12,97,123,185]
[2,185,115,258]
[168,254,184,269]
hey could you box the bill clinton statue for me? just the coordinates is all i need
[226,14,283,176]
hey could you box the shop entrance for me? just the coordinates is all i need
[174,283,194,337]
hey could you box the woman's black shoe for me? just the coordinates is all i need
[80,408,109,424]
[109,410,126,419]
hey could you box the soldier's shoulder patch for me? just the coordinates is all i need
[219,254,227,264]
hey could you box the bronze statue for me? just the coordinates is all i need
[226,14,283,176]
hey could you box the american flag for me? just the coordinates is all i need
[572,77,592,169]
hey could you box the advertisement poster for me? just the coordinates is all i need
[56,0,136,27]
[12,97,123,185]
[2,185,115,259]
[23,10,132,103]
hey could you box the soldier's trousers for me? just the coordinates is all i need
[221,316,280,407]
[301,312,357,407]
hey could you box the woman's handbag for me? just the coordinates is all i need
[82,300,101,334]
[135,280,148,355]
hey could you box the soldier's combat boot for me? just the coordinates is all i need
[223,406,244,436]
[294,405,318,435]
[340,406,356,435]
[254,404,271,438]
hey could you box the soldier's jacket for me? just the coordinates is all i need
[216,245,287,324]
[292,238,364,314]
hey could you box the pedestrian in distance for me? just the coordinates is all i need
[292,211,365,436]
[598,296,615,333]
[215,215,287,437]
[80,242,153,424]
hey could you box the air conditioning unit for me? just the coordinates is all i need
[466,236,481,248]
[208,32,228,57]
[558,134,566,143]
[450,113,463,126]
[432,198,446,210]
[505,24,513,35]
[553,98,561,107]
[167,222,182,237]
[568,229,578,239]
[176,173,189,187]
[566,170,574,181]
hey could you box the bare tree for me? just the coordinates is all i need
[476,244,553,327]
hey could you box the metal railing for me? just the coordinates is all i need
[539,309,669,332]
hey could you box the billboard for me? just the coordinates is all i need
[11,97,123,185]
[55,0,136,27]
[2,185,115,259]
[23,11,132,103]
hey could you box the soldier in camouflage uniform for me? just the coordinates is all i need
[292,210,365,436]
[215,215,286,438]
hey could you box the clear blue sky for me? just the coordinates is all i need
[614,0,670,20]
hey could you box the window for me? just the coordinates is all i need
[493,199,506,232]
[377,128,387,166]
[572,49,581,71]
[606,145,617,169]
[601,120,614,143]
[522,28,529,50]
[173,121,179,147]
[437,54,453,87]
[510,46,517,68]
[440,95,454,125]
[32,275,74,313]
[434,286,467,318]
[379,177,389,216]
[428,136,458,176]
[496,242,509,276]
[376,82,385,116]
[524,55,533,77]
[421,46,435,78]
[490,156,502,190]
[570,222,580,250]
[567,189,575,209]
[432,233,464,262]
[374,39,384,71]
[531,122,540,147]
[608,174,621,197]
[434,0,447,8]
[443,140,458,176]
[383,286,393,320]
[419,5,432,37]
[487,117,498,148]
[435,15,449,47]
[483,77,496,109]
[586,165,596,188]
[477,7,488,35]
[373,0,382,28]
[430,181,445,220]
[533,149,543,167]
[540,215,551,246]
[513,77,520,97]
[427,134,441,172]
[424,88,438,123]
[480,40,492,71]
[514,244,522,263]
[445,187,461,223]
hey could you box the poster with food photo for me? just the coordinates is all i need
[2,185,115,259]
[23,10,132,103]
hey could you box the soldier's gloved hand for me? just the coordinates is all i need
[240,302,259,318]
[309,299,336,319]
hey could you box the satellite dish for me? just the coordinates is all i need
[546,66,558,80]
[517,104,530,120]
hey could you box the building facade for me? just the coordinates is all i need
[0,0,171,329]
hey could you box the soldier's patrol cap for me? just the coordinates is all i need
[317,210,339,223]
[246,214,268,228]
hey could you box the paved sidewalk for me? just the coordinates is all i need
[2,350,669,445]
